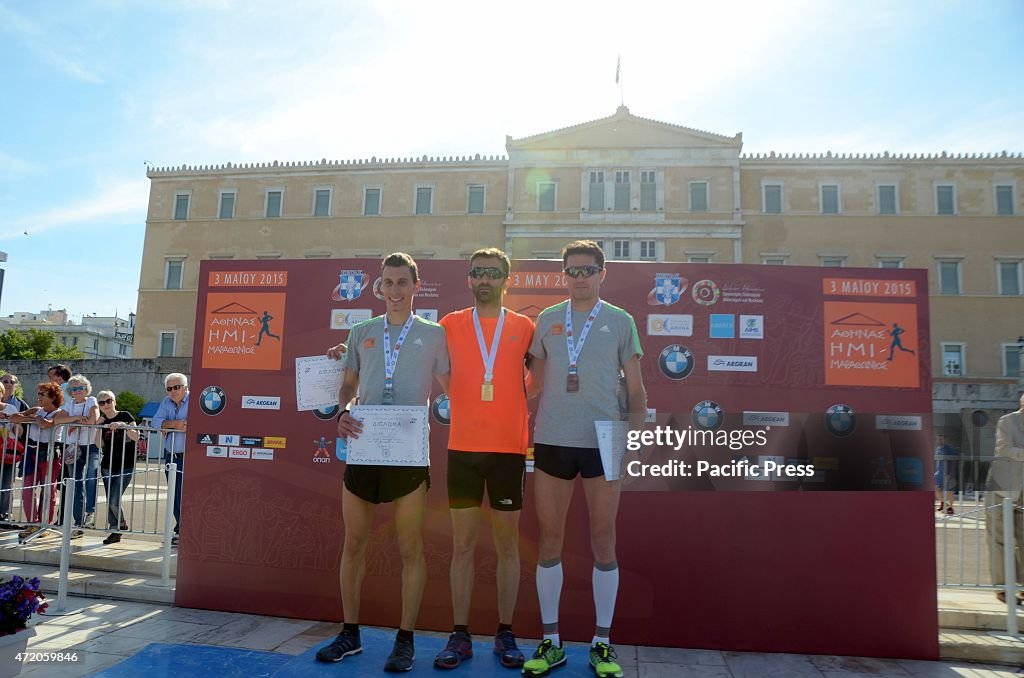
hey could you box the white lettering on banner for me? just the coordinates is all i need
[875,415,922,431]
[743,411,790,427]
[707,356,758,372]
[241,396,281,410]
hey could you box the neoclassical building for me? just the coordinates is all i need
[137,106,1023,441]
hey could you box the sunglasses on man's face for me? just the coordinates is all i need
[563,265,602,279]
[166,384,184,392]
[98,399,113,405]
[468,267,506,280]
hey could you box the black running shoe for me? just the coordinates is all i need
[384,636,415,672]
[315,628,362,663]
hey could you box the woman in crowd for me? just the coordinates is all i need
[0,374,28,525]
[96,391,139,545]
[53,375,101,531]
[10,383,65,539]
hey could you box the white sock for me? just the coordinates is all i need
[593,564,619,631]
[544,632,561,646]
[592,634,610,646]
[537,561,563,643]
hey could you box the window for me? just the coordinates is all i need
[996,184,1015,216]
[314,188,332,217]
[938,260,961,295]
[159,332,176,358]
[941,343,964,377]
[588,171,605,211]
[92,338,99,350]
[640,240,656,260]
[689,181,708,213]
[614,171,630,211]
[877,258,904,269]
[468,185,485,214]
[820,257,846,267]
[364,187,381,216]
[762,257,787,265]
[640,171,657,211]
[936,184,956,215]
[878,184,897,215]
[688,255,711,264]
[265,190,283,218]
[61,336,67,345]
[999,261,1022,295]
[118,344,127,356]
[72,336,78,347]
[1003,344,1022,377]
[415,186,433,215]
[613,240,630,259]
[763,182,783,214]
[538,182,556,212]
[165,259,184,290]
[173,193,190,220]
[820,184,840,214]
[218,191,236,219]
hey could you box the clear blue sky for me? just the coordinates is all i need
[1,0,1021,322]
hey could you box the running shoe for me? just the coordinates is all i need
[522,639,565,676]
[588,642,623,678]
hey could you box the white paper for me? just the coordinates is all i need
[346,405,430,467]
[295,355,343,411]
[595,420,629,481]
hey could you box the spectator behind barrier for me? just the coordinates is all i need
[152,373,189,547]
[97,390,140,545]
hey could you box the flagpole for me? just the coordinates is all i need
[616,54,623,106]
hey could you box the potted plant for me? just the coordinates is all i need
[0,576,47,678]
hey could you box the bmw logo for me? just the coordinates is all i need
[199,386,226,416]
[692,279,721,306]
[658,344,695,380]
[692,400,724,430]
[825,404,856,437]
[313,404,340,421]
[431,394,451,425]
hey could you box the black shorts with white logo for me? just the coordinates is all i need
[344,464,430,504]
[533,443,605,480]
[447,450,526,511]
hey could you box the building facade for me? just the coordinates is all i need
[137,107,1024,440]
[0,310,134,358]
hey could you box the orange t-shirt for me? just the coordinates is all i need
[440,307,534,454]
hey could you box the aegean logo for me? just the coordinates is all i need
[241,395,281,410]
[707,356,757,372]
[743,411,790,427]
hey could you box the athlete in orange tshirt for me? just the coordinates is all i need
[432,247,534,671]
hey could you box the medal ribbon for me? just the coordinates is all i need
[565,300,603,375]
[382,314,417,394]
[472,308,506,385]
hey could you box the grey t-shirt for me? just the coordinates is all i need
[529,299,642,448]
[342,315,450,406]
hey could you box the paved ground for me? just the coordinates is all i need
[11,596,1024,678]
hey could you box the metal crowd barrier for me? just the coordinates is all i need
[0,420,180,611]
[935,454,1024,634]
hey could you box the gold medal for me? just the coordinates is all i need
[481,383,494,401]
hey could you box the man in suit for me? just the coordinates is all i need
[988,393,1024,603]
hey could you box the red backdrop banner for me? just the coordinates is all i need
[178,258,936,659]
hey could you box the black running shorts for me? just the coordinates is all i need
[533,443,605,480]
[344,464,430,504]
[447,450,526,511]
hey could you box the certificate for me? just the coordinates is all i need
[346,405,430,466]
[595,420,628,481]
[295,355,343,411]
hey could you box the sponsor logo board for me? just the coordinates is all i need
[241,395,281,410]
[206,446,228,458]
[707,356,758,372]
[251,448,274,461]
[743,411,790,427]
[647,314,693,337]
[330,309,373,330]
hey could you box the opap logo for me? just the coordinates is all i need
[241,396,281,410]
[647,314,693,337]
[206,446,228,458]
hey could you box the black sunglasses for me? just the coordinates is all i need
[166,384,184,392]
[0,379,17,385]
[469,266,506,280]
[563,265,602,278]
[98,399,114,405]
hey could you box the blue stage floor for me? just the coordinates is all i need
[90,628,601,677]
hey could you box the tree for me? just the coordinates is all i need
[0,329,84,360]
[116,391,145,421]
